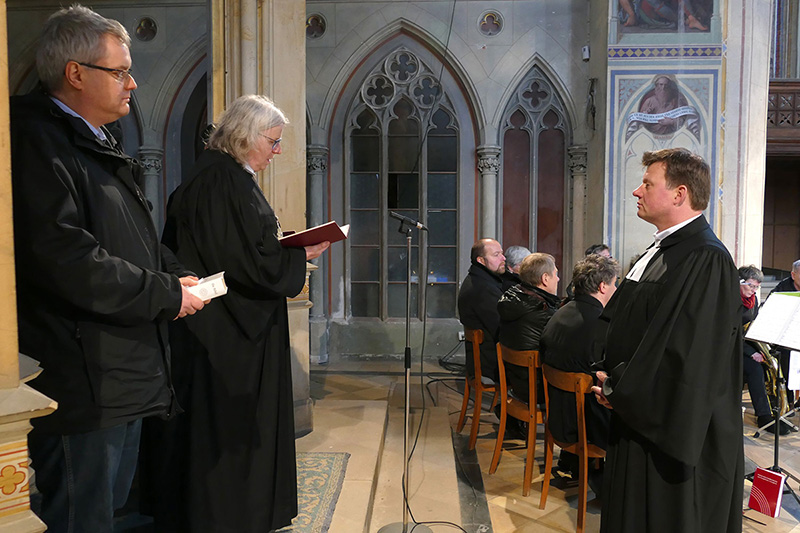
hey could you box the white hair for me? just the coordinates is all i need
[207,95,289,165]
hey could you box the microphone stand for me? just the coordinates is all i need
[378,218,432,533]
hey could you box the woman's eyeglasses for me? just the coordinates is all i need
[259,134,282,152]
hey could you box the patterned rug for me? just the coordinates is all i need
[279,452,350,533]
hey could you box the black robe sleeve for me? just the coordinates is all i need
[165,153,307,340]
[602,246,741,466]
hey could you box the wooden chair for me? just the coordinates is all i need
[488,343,545,497]
[456,328,498,450]
[539,364,606,533]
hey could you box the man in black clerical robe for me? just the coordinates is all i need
[593,148,743,533]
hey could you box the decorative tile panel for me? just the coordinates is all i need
[0,440,31,519]
[608,46,723,59]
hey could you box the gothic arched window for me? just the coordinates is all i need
[500,67,569,270]
[347,49,459,319]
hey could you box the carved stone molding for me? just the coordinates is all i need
[140,158,163,173]
[568,145,588,177]
[306,145,329,174]
[476,145,501,174]
[138,147,164,173]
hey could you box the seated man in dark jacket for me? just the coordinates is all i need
[540,254,619,493]
[498,252,562,400]
[458,239,507,382]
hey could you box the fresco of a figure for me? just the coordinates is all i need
[619,0,712,32]
[626,75,700,140]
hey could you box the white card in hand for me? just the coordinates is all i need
[187,271,228,300]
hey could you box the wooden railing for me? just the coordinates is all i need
[767,80,800,155]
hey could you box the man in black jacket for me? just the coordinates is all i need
[498,252,562,399]
[458,239,506,382]
[769,260,800,295]
[10,6,205,531]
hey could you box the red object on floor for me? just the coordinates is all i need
[749,467,787,518]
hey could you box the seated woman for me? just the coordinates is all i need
[497,252,562,401]
[739,265,790,435]
[540,255,619,497]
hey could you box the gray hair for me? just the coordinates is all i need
[738,265,763,283]
[793,259,800,273]
[519,253,556,287]
[36,5,130,93]
[504,246,531,270]
[573,255,620,296]
[207,95,289,166]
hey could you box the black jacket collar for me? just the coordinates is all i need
[573,293,603,310]
[468,262,503,284]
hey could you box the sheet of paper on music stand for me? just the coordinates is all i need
[745,293,800,351]
[789,351,800,391]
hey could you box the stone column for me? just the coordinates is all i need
[0,1,57,531]
[288,265,315,437]
[720,0,773,265]
[138,146,165,229]
[477,145,501,239]
[568,144,588,265]
[307,145,328,364]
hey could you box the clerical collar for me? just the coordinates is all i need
[50,96,108,142]
[242,162,256,176]
[652,213,702,246]
[626,213,702,282]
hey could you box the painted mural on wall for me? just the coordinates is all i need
[618,0,713,32]
[607,69,717,263]
[625,74,700,139]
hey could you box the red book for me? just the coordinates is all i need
[748,467,786,518]
[279,221,349,248]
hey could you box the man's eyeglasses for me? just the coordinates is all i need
[259,134,282,152]
[77,62,133,83]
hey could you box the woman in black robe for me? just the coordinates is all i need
[145,94,329,532]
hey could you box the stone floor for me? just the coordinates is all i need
[308,358,800,532]
[117,356,800,532]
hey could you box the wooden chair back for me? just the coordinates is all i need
[489,343,544,496]
[455,328,498,450]
[465,328,484,379]
[539,364,606,533]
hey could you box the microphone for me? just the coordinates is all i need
[389,211,428,231]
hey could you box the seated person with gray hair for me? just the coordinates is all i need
[540,254,619,495]
[502,245,532,291]
[767,259,800,400]
[741,265,791,435]
[565,243,612,300]
[498,253,562,400]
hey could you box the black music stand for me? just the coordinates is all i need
[747,348,800,508]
